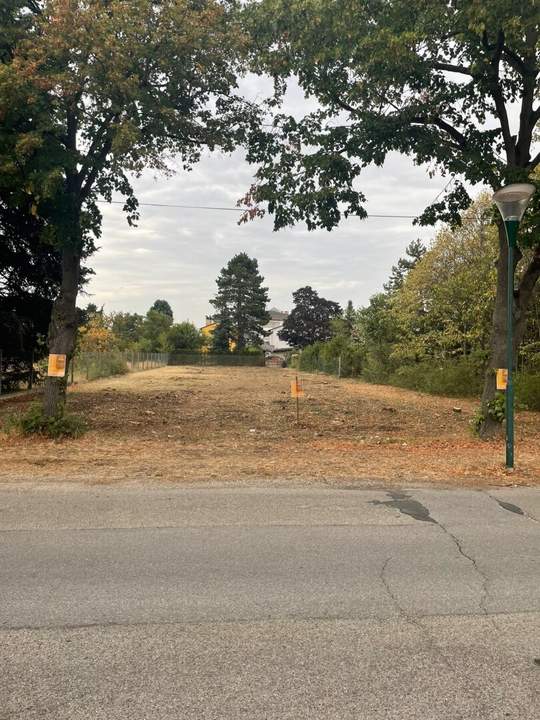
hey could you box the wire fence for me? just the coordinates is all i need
[71,351,169,383]
[0,350,169,396]
[0,349,271,396]
[168,352,266,367]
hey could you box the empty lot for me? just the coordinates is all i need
[1,365,539,485]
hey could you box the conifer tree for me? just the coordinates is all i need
[210,253,270,351]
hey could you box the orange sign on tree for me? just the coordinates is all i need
[48,354,67,378]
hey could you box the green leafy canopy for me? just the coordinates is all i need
[241,0,540,230]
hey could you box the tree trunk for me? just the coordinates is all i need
[479,223,540,437]
[43,246,81,417]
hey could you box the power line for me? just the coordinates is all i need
[97,199,418,219]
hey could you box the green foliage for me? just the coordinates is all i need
[211,320,233,353]
[6,404,86,439]
[163,322,202,352]
[77,352,129,381]
[298,337,362,377]
[0,0,256,416]
[279,286,342,348]
[354,293,399,383]
[243,0,539,229]
[150,300,173,320]
[387,358,484,398]
[110,312,144,350]
[384,240,427,293]
[515,374,540,411]
[210,253,270,350]
[392,197,497,362]
[139,308,173,353]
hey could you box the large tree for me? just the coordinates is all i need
[210,253,270,350]
[0,0,253,415]
[279,286,341,348]
[242,0,540,435]
[150,300,174,322]
[0,200,60,389]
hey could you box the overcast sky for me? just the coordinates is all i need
[84,77,462,325]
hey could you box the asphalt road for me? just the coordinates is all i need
[1,484,539,719]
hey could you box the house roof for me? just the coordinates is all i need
[268,307,288,321]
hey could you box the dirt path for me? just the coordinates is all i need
[0,366,538,486]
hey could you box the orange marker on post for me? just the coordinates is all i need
[290,375,304,423]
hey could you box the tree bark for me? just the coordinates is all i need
[43,246,81,417]
[479,223,540,437]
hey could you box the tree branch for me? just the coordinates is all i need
[80,136,114,201]
[515,26,539,167]
[484,30,515,164]
[432,62,472,76]
[410,116,469,151]
[502,46,528,76]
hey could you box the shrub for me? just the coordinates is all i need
[77,352,129,380]
[5,404,87,439]
[298,338,363,377]
[388,358,484,398]
[515,373,540,411]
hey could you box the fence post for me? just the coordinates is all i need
[28,348,34,390]
[338,355,342,379]
[0,348,2,396]
[70,355,75,385]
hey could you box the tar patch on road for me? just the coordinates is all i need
[370,491,436,523]
[493,499,525,516]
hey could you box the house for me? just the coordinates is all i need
[199,318,236,351]
[262,308,292,356]
[200,308,291,358]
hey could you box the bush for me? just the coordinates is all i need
[77,352,129,380]
[298,338,363,377]
[387,358,484,398]
[515,373,540,411]
[5,404,87,439]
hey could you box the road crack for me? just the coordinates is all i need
[431,519,500,631]
[379,557,454,670]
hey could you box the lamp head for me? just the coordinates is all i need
[493,183,535,222]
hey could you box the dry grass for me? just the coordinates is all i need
[0,365,539,487]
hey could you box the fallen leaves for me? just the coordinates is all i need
[0,365,538,487]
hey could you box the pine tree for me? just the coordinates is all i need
[384,239,427,293]
[344,300,355,336]
[210,253,270,351]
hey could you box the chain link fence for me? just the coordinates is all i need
[0,350,170,396]
[168,352,265,367]
[0,348,272,396]
[70,351,169,383]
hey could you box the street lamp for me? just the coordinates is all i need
[492,183,535,468]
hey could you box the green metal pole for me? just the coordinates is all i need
[504,220,519,469]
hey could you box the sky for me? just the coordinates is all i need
[84,76,460,326]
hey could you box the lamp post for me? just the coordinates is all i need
[492,183,535,468]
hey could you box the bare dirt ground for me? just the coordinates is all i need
[0,365,539,487]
